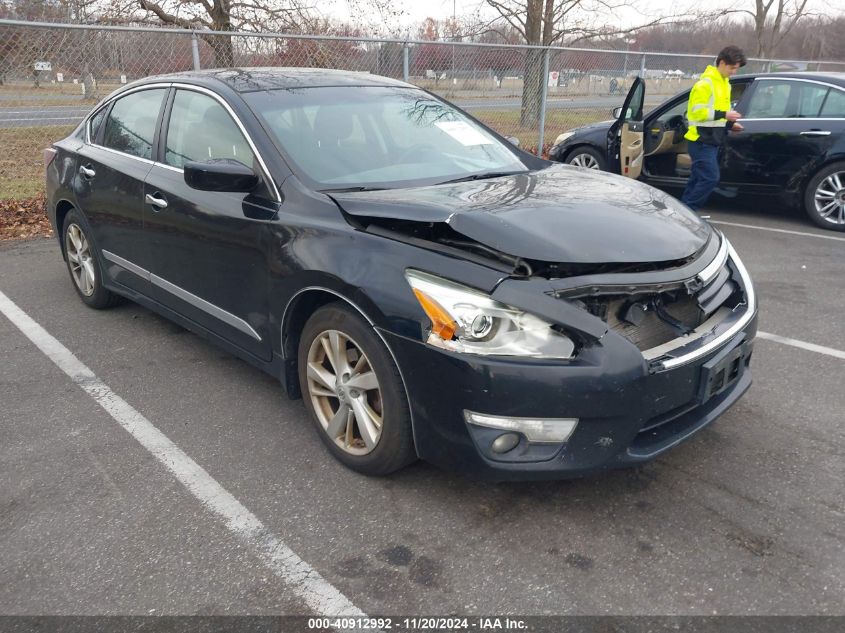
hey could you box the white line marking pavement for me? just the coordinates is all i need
[0,289,366,619]
[711,220,845,242]
[757,330,845,361]
[1,117,83,122]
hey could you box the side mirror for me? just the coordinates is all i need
[506,136,521,148]
[612,106,623,118]
[184,159,258,192]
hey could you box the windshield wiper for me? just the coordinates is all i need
[320,186,388,193]
[437,171,526,185]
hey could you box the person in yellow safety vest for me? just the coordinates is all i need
[681,45,747,211]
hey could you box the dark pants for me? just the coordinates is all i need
[681,141,720,211]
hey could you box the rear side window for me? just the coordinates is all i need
[164,90,254,169]
[821,89,845,117]
[101,89,166,160]
[745,81,791,118]
[88,106,108,143]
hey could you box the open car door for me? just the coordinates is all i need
[608,77,645,179]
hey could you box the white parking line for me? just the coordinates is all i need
[710,220,845,242]
[757,331,845,361]
[0,289,366,619]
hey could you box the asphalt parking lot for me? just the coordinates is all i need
[1,199,843,622]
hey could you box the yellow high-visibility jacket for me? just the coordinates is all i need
[685,65,733,145]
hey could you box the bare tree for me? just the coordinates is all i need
[480,0,683,126]
[104,0,318,67]
[724,0,813,57]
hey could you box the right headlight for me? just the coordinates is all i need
[405,270,576,359]
[553,131,575,145]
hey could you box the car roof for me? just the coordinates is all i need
[134,67,413,93]
[737,71,845,86]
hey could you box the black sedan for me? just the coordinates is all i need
[45,68,757,480]
[549,72,845,231]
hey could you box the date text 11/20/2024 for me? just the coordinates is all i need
[308,617,528,630]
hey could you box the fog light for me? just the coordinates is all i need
[491,433,520,454]
[464,411,578,444]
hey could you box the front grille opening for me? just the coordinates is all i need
[579,266,743,353]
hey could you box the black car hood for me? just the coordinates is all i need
[331,165,711,264]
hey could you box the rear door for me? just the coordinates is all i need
[73,86,168,296]
[608,77,645,179]
[142,87,279,361]
[722,78,841,193]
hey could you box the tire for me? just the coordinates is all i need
[803,161,845,231]
[297,303,415,475]
[61,208,123,309]
[565,146,607,171]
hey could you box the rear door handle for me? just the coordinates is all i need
[145,193,168,209]
[800,130,831,136]
[79,165,96,178]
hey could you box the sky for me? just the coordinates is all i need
[326,0,842,36]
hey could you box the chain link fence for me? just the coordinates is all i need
[2,18,845,199]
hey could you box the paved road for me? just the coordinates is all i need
[1,203,843,620]
[0,95,666,128]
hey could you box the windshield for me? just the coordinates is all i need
[244,86,527,189]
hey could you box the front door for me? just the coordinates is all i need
[609,77,645,179]
[143,88,278,361]
[722,79,841,194]
[73,87,167,296]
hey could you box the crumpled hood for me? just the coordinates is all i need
[331,164,712,264]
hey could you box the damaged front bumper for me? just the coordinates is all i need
[380,232,757,480]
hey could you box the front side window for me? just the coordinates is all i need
[245,86,527,189]
[165,90,255,169]
[101,89,166,159]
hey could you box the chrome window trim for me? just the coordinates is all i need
[82,82,282,202]
[90,144,157,166]
[169,83,281,202]
[85,83,172,156]
[751,77,845,91]
[657,242,756,371]
[101,250,262,342]
[746,78,845,120]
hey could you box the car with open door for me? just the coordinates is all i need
[46,68,757,480]
[549,72,845,231]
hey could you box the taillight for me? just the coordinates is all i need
[43,147,58,169]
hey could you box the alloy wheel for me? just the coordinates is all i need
[569,153,600,169]
[65,223,96,296]
[305,329,383,456]
[813,171,845,225]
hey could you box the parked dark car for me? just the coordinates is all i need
[45,69,757,480]
[549,72,845,231]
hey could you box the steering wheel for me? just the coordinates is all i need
[396,143,438,163]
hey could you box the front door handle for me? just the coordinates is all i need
[800,130,831,136]
[145,193,168,209]
[79,165,96,178]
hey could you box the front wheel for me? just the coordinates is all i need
[566,146,607,171]
[804,162,845,231]
[297,303,415,475]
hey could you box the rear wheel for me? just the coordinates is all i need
[62,208,122,309]
[297,303,415,475]
[566,146,606,171]
[804,162,845,231]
